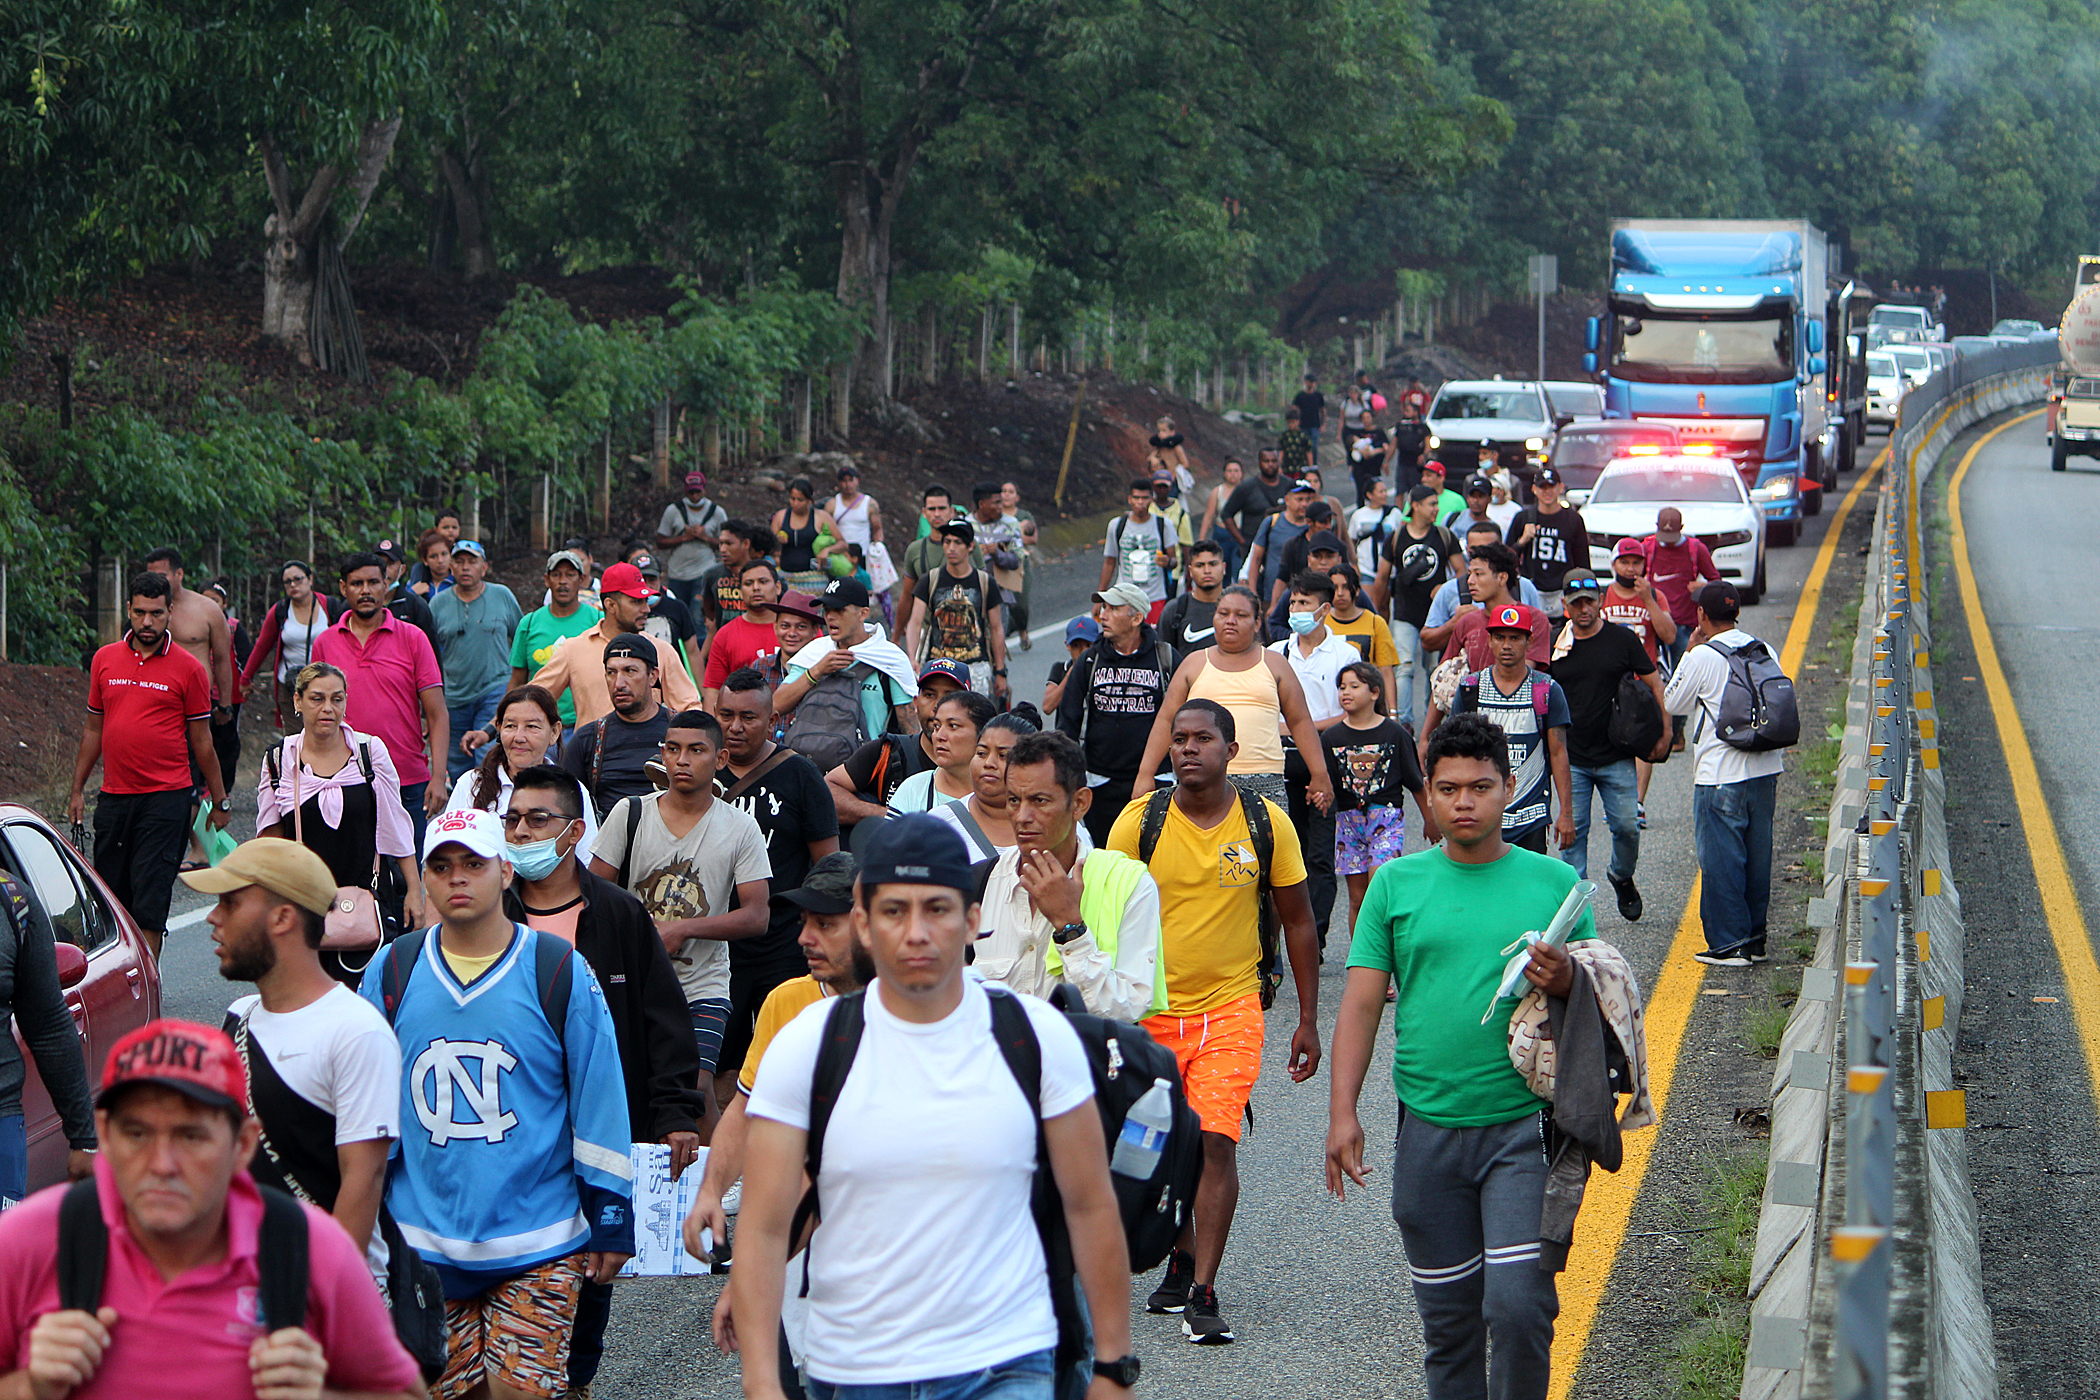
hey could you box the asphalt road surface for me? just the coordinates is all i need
[144,467,1864,1398]
[1932,408,2100,1398]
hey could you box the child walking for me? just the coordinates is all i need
[1323,662,1436,942]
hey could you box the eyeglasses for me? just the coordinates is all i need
[500,809,574,833]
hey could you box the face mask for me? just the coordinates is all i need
[506,825,574,881]
[1287,611,1320,636]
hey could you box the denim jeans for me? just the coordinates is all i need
[1391,619,1423,723]
[1692,775,1777,954]
[399,783,429,864]
[1564,760,1640,883]
[806,1348,1056,1400]
[446,682,507,783]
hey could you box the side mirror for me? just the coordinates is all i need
[55,942,86,990]
[1584,318,1600,353]
[1809,355,1827,376]
[1806,320,1825,353]
[1582,352,1598,374]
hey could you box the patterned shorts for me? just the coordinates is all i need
[1144,992,1265,1143]
[689,997,734,1077]
[1335,805,1406,875]
[440,1252,587,1400]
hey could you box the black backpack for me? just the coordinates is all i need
[1135,787,1278,1007]
[59,1175,307,1327]
[1700,636,1799,752]
[1607,670,1667,760]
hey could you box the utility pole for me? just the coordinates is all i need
[1528,254,1558,382]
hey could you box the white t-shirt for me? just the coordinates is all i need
[888,770,965,815]
[1662,629,1789,786]
[747,980,1092,1385]
[593,795,772,1000]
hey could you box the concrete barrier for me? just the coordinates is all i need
[1740,360,2048,1400]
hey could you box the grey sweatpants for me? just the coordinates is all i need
[1390,1108,1559,1400]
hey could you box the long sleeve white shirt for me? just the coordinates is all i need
[1662,629,1788,786]
[975,848,1161,1023]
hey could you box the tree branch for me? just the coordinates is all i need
[258,131,297,228]
[337,115,404,249]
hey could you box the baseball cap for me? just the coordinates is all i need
[1613,537,1648,559]
[782,851,861,915]
[1560,568,1602,595]
[821,577,872,609]
[97,1019,247,1115]
[451,539,487,559]
[600,561,653,599]
[1151,468,1173,483]
[1092,582,1151,613]
[684,471,708,490]
[1419,458,1447,476]
[373,538,406,564]
[774,590,824,623]
[939,518,976,544]
[1484,603,1538,633]
[1065,616,1101,645]
[1535,467,1564,488]
[1465,476,1493,495]
[860,814,976,898]
[603,633,657,668]
[837,463,861,480]
[631,551,662,578]
[179,836,338,918]
[422,807,506,863]
[1305,530,1345,556]
[919,658,972,689]
[1285,477,1317,495]
[546,548,589,575]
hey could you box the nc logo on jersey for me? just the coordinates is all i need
[411,1039,519,1145]
[1218,841,1258,889]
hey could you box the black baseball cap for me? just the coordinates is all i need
[821,577,872,609]
[939,519,976,544]
[603,633,656,668]
[1535,467,1564,488]
[373,538,406,564]
[1465,476,1494,495]
[860,815,976,898]
[782,851,861,916]
[1305,530,1345,555]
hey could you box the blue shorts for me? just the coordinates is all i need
[688,997,733,1077]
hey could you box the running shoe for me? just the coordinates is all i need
[1609,874,1643,922]
[1636,801,1648,830]
[1182,1284,1235,1344]
[1146,1249,1194,1314]
[1693,950,1752,968]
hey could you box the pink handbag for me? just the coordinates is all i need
[287,743,385,952]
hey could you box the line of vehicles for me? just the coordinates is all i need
[2048,257,2100,472]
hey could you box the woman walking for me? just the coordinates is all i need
[238,561,334,732]
[449,684,600,860]
[927,706,1042,860]
[887,690,997,815]
[772,477,842,596]
[257,662,424,984]
[1199,458,1247,579]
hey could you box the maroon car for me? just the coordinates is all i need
[0,805,160,1189]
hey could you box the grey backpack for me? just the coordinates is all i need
[785,662,876,771]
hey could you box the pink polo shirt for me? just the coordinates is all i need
[311,609,444,785]
[0,1160,420,1398]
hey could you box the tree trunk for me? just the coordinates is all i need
[436,145,498,279]
[259,117,401,358]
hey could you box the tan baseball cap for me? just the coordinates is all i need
[178,837,337,917]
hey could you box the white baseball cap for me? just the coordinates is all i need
[422,807,506,863]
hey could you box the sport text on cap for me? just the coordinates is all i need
[98,1019,247,1114]
[422,807,507,863]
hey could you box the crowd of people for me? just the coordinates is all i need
[20,375,1787,1400]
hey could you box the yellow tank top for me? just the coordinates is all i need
[1188,651,1285,773]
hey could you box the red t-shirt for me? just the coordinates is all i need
[1639,535,1719,628]
[0,1161,421,1399]
[1444,605,1551,672]
[703,614,782,689]
[87,635,210,794]
[310,611,444,785]
[1599,589,1660,661]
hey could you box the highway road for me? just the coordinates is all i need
[139,460,1873,1398]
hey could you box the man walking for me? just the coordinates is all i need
[530,560,702,724]
[733,817,1138,1400]
[1509,469,1589,621]
[1326,711,1594,1400]
[430,540,523,784]
[657,471,729,611]
[1101,478,1180,625]
[1150,469,1197,584]
[496,766,702,1395]
[905,524,1008,697]
[712,669,841,1103]
[1432,544,1552,673]
[895,485,981,636]
[1550,571,1667,918]
[1664,582,1786,966]
[778,579,923,749]
[1220,448,1291,563]
[1640,508,1720,671]
[1271,571,1358,949]
[978,732,1162,1022]
[70,572,229,961]
[141,548,237,779]
[821,661,964,827]
[698,519,763,643]
[312,553,450,847]
[703,559,785,710]
[1057,582,1179,848]
[1292,374,1327,460]
[1425,603,1572,855]
[507,548,601,735]
[362,808,634,1400]
[1158,540,1227,653]
[1110,700,1321,1344]
[1372,486,1463,717]
[1245,477,1315,632]
[562,635,674,819]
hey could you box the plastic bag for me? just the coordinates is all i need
[192,805,239,867]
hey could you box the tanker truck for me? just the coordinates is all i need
[2051,279,2100,472]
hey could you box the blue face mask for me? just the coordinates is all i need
[1287,610,1320,636]
[505,825,576,881]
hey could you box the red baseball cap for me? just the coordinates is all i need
[97,1019,247,1114]
[1484,603,1537,633]
[599,561,653,599]
[1613,538,1648,559]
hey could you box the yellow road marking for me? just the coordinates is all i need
[1547,445,1887,1396]
[1945,410,2100,1105]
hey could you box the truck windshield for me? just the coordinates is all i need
[1432,389,1544,420]
[1611,313,1793,385]
[1870,306,1929,328]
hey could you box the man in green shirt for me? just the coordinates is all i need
[509,549,602,731]
[1324,710,1592,1400]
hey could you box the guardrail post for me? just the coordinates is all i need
[1832,1226,1891,1400]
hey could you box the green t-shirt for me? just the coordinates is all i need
[509,604,603,725]
[1346,844,1596,1128]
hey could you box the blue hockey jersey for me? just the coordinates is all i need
[361,924,636,1296]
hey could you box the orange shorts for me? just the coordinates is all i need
[1143,992,1265,1142]
[439,1252,587,1400]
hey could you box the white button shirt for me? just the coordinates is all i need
[974,847,1162,1024]
[1270,628,1361,724]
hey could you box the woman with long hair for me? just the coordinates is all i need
[771,477,842,596]
[257,663,423,984]
[1199,457,1247,579]
[927,706,1044,860]
[887,690,998,815]
[446,685,600,860]
[238,560,334,732]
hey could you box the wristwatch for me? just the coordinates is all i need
[214,798,232,813]
[1052,921,1088,946]
[1093,1355,1140,1387]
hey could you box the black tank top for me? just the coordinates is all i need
[778,513,820,570]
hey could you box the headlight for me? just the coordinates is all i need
[1524,437,1545,451]
[1426,435,1441,449]
[1710,529,1753,547]
[1751,476,1797,501]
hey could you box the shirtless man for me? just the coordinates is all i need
[144,547,236,865]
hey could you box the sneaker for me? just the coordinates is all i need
[1693,950,1752,968]
[721,1181,742,1215]
[1146,1249,1194,1314]
[1636,801,1648,830]
[1019,633,1033,651]
[1609,874,1643,922]
[1746,942,1770,962]
[1182,1283,1235,1344]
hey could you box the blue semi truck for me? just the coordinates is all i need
[1584,219,1838,546]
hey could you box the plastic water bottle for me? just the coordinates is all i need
[1110,1078,1175,1180]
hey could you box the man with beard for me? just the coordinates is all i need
[562,635,674,820]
